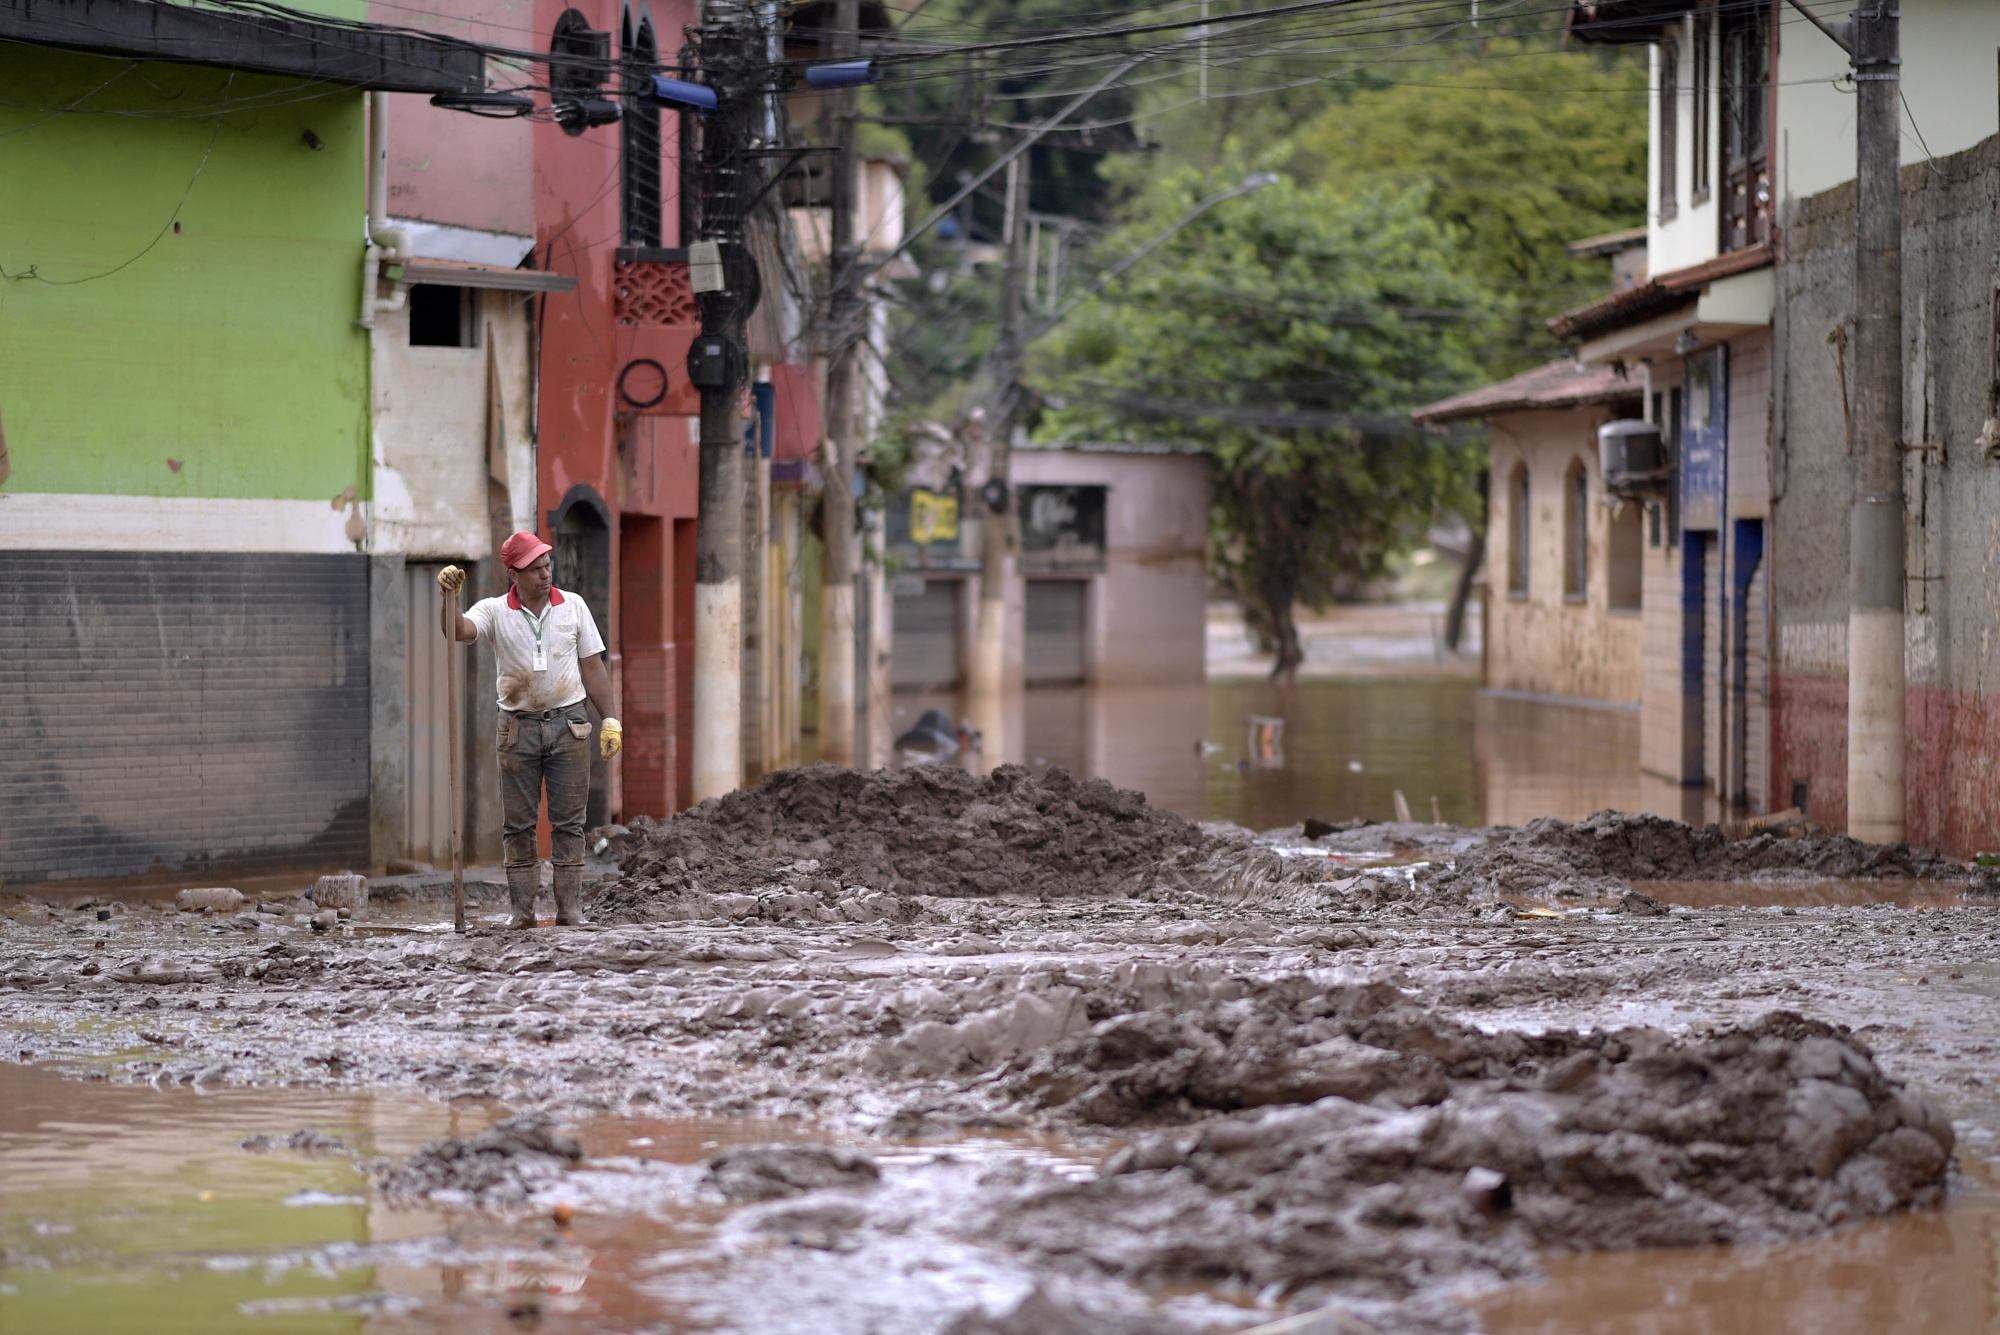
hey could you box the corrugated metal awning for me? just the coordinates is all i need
[392,261,577,294]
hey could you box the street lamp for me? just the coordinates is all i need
[804,59,875,88]
[646,75,719,111]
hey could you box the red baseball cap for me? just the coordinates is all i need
[500,530,554,570]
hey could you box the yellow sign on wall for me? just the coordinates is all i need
[909,488,960,544]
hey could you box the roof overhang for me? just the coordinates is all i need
[1576,268,1774,363]
[1553,242,1772,343]
[1410,359,1642,425]
[0,0,485,95]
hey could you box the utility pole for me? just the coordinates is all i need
[817,0,862,767]
[966,149,1030,768]
[1847,0,1904,842]
[690,0,763,801]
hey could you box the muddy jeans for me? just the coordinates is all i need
[499,708,591,873]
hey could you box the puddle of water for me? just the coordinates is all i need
[0,1062,487,1334]
[1635,879,1970,910]
[0,1065,1236,1335]
[1475,1168,2000,1335]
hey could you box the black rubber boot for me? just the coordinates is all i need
[553,864,586,927]
[507,866,539,929]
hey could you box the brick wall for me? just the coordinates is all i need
[0,552,371,885]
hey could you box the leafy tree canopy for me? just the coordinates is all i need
[1033,173,1484,677]
[1288,39,1648,374]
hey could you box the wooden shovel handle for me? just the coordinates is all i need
[444,584,466,933]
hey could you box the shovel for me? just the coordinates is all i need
[443,583,466,933]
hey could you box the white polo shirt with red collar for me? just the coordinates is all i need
[466,586,606,713]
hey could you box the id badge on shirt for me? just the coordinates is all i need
[533,640,548,673]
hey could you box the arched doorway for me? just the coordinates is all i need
[551,485,613,830]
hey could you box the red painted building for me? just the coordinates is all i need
[532,0,705,823]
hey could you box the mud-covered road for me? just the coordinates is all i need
[3,766,1997,1333]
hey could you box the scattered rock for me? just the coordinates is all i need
[384,858,434,876]
[242,1129,349,1154]
[705,1145,881,1202]
[310,874,368,915]
[942,1286,1189,1335]
[175,887,244,913]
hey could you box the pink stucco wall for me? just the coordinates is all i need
[1010,446,1210,686]
[373,0,535,234]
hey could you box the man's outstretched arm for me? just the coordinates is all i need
[437,565,479,642]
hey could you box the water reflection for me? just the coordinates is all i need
[1476,1173,2000,1335]
[887,681,1643,832]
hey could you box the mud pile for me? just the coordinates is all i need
[1422,809,1980,903]
[977,1009,1952,1310]
[375,1113,583,1207]
[589,764,1208,920]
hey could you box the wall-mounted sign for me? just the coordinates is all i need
[887,484,970,565]
[909,488,959,544]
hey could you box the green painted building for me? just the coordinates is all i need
[0,0,484,884]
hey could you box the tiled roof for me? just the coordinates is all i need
[1547,242,1772,342]
[1409,359,1641,425]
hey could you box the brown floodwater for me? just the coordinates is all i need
[1475,1165,2000,1335]
[890,680,1641,833]
[0,1062,1235,1335]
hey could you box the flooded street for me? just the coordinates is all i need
[1476,1163,2000,1335]
[6,647,2000,1334]
[892,679,1638,833]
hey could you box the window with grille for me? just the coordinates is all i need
[622,15,663,248]
[1719,1,1770,251]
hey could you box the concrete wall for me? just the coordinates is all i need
[1771,135,2000,852]
[1484,408,1644,705]
[370,289,537,559]
[1774,0,2000,206]
[1648,1,2000,278]
[376,0,535,239]
[1648,26,1721,277]
[1009,447,1210,687]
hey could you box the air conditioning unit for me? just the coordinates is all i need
[1598,419,1671,496]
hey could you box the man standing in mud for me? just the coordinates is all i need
[437,531,621,929]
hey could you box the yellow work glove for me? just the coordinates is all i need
[437,564,467,596]
[600,716,623,759]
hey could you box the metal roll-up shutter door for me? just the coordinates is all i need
[1025,579,1086,685]
[405,562,455,866]
[0,551,371,885]
[892,579,961,690]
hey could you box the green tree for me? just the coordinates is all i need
[1290,39,1648,374]
[1035,175,1482,681]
